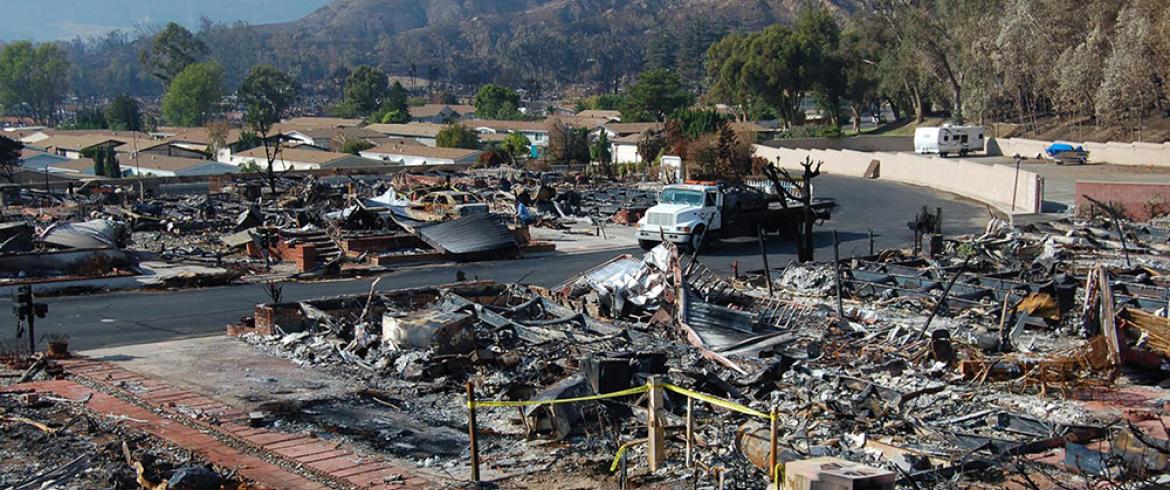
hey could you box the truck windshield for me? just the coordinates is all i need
[659,189,704,206]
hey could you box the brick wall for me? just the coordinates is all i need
[1075,181,1170,220]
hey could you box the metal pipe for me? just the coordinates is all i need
[758,226,773,297]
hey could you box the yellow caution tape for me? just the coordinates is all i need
[609,440,644,472]
[468,384,649,409]
[662,383,772,420]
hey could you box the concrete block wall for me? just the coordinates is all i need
[764,136,913,153]
[989,137,1170,167]
[755,144,1044,215]
[1075,181,1170,220]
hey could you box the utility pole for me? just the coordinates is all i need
[12,285,49,355]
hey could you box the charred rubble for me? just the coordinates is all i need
[0,167,663,287]
[224,213,1170,488]
[0,374,250,490]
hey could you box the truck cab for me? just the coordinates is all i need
[636,183,722,250]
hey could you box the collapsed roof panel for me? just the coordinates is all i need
[416,213,518,259]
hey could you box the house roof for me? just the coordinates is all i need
[33,135,125,152]
[612,133,645,144]
[367,137,424,147]
[281,117,363,128]
[120,154,212,172]
[165,127,245,146]
[478,133,509,143]
[576,109,621,120]
[602,122,663,135]
[366,123,448,138]
[555,116,611,129]
[472,120,548,133]
[362,143,480,161]
[318,155,398,169]
[235,147,352,165]
[333,127,387,142]
[409,104,459,118]
[47,158,98,173]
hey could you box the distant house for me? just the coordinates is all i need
[231,147,355,171]
[281,117,363,128]
[611,133,644,164]
[30,135,124,159]
[163,127,251,163]
[17,149,71,172]
[283,127,336,149]
[123,155,239,177]
[365,123,447,147]
[472,120,550,152]
[50,154,237,177]
[358,143,481,166]
[577,109,622,122]
[409,104,476,124]
[596,122,663,140]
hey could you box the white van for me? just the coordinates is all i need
[914,125,985,157]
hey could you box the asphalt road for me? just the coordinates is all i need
[9,175,989,351]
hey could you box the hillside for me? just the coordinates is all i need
[68,0,858,97]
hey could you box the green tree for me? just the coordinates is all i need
[590,131,613,178]
[106,95,143,131]
[498,132,531,165]
[140,22,208,86]
[436,124,479,149]
[105,147,122,178]
[372,81,411,123]
[636,129,665,166]
[93,146,106,176]
[162,61,224,126]
[342,65,388,115]
[71,107,108,130]
[796,7,846,128]
[546,119,590,165]
[668,108,725,139]
[0,42,71,125]
[473,84,522,120]
[341,138,375,155]
[238,64,300,192]
[621,69,693,122]
[0,135,23,183]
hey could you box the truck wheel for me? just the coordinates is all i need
[688,226,707,253]
[940,152,949,158]
[638,239,658,251]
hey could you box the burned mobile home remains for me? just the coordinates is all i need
[223,210,1170,488]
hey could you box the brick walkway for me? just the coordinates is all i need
[5,358,438,490]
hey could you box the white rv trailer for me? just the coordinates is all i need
[914,125,985,157]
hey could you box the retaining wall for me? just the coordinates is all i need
[764,136,914,152]
[754,144,1045,215]
[989,137,1170,167]
[1074,181,1170,221]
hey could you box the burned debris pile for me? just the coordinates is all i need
[224,212,1170,488]
[0,374,250,489]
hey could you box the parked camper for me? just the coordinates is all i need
[914,125,985,157]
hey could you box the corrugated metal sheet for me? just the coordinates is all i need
[417,213,518,258]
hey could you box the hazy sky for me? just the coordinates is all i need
[1,0,329,41]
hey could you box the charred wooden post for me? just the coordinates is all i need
[647,376,666,471]
[465,382,480,482]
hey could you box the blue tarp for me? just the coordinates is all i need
[1045,143,1085,156]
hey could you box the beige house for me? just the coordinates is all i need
[359,143,480,166]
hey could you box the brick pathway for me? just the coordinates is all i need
[5,358,438,489]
